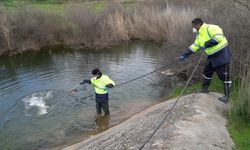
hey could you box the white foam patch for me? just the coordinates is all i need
[23,91,53,116]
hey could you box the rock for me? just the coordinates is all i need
[161,69,175,76]
[63,93,234,150]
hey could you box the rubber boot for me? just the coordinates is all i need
[200,78,211,93]
[218,83,231,104]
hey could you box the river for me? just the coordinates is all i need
[0,41,175,150]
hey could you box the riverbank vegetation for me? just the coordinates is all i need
[168,1,250,148]
[0,0,135,12]
[0,0,195,55]
[0,0,250,149]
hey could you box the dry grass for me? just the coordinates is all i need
[126,2,195,42]
[0,0,196,54]
[217,0,250,120]
[158,0,250,119]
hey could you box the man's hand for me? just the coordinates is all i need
[106,84,113,88]
[180,53,189,60]
[200,46,206,50]
[180,48,194,61]
[80,79,91,85]
[104,84,114,90]
[80,81,85,85]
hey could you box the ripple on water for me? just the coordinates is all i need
[0,41,169,149]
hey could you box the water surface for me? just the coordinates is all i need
[0,41,174,149]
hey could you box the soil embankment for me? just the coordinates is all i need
[63,93,234,150]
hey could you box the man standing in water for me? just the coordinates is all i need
[80,68,115,115]
[180,18,231,103]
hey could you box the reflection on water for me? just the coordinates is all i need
[0,41,174,149]
[95,115,110,132]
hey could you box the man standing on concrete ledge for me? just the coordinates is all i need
[180,18,232,103]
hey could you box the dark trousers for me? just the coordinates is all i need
[95,93,109,115]
[202,62,231,97]
[96,102,110,115]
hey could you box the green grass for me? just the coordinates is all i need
[229,79,250,150]
[32,3,65,13]
[92,2,106,11]
[170,75,224,97]
[0,0,65,13]
[229,118,250,150]
[0,0,135,12]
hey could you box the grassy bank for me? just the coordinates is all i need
[0,0,135,12]
[0,0,195,55]
[170,76,223,98]
[169,77,250,149]
[229,117,250,150]
[229,79,250,149]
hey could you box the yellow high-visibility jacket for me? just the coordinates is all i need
[189,23,228,55]
[91,75,115,94]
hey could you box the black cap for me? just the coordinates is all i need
[92,68,102,75]
[192,18,204,25]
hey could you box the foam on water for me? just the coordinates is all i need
[23,91,53,116]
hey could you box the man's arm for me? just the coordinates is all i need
[80,79,91,84]
[205,25,224,48]
[105,76,115,88]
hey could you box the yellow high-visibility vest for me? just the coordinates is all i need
[189,23,228,55]
[91,75,115,94]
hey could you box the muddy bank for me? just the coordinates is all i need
[63,93,234,150]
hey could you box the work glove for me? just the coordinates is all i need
[104,84,114,90]
[80,80,86,85]
[106,84,114,88]
[180,52,191,60]
[180,48,194,61]
[200,46,206,50]
[180,54,188,60]
[80,79,91,85]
